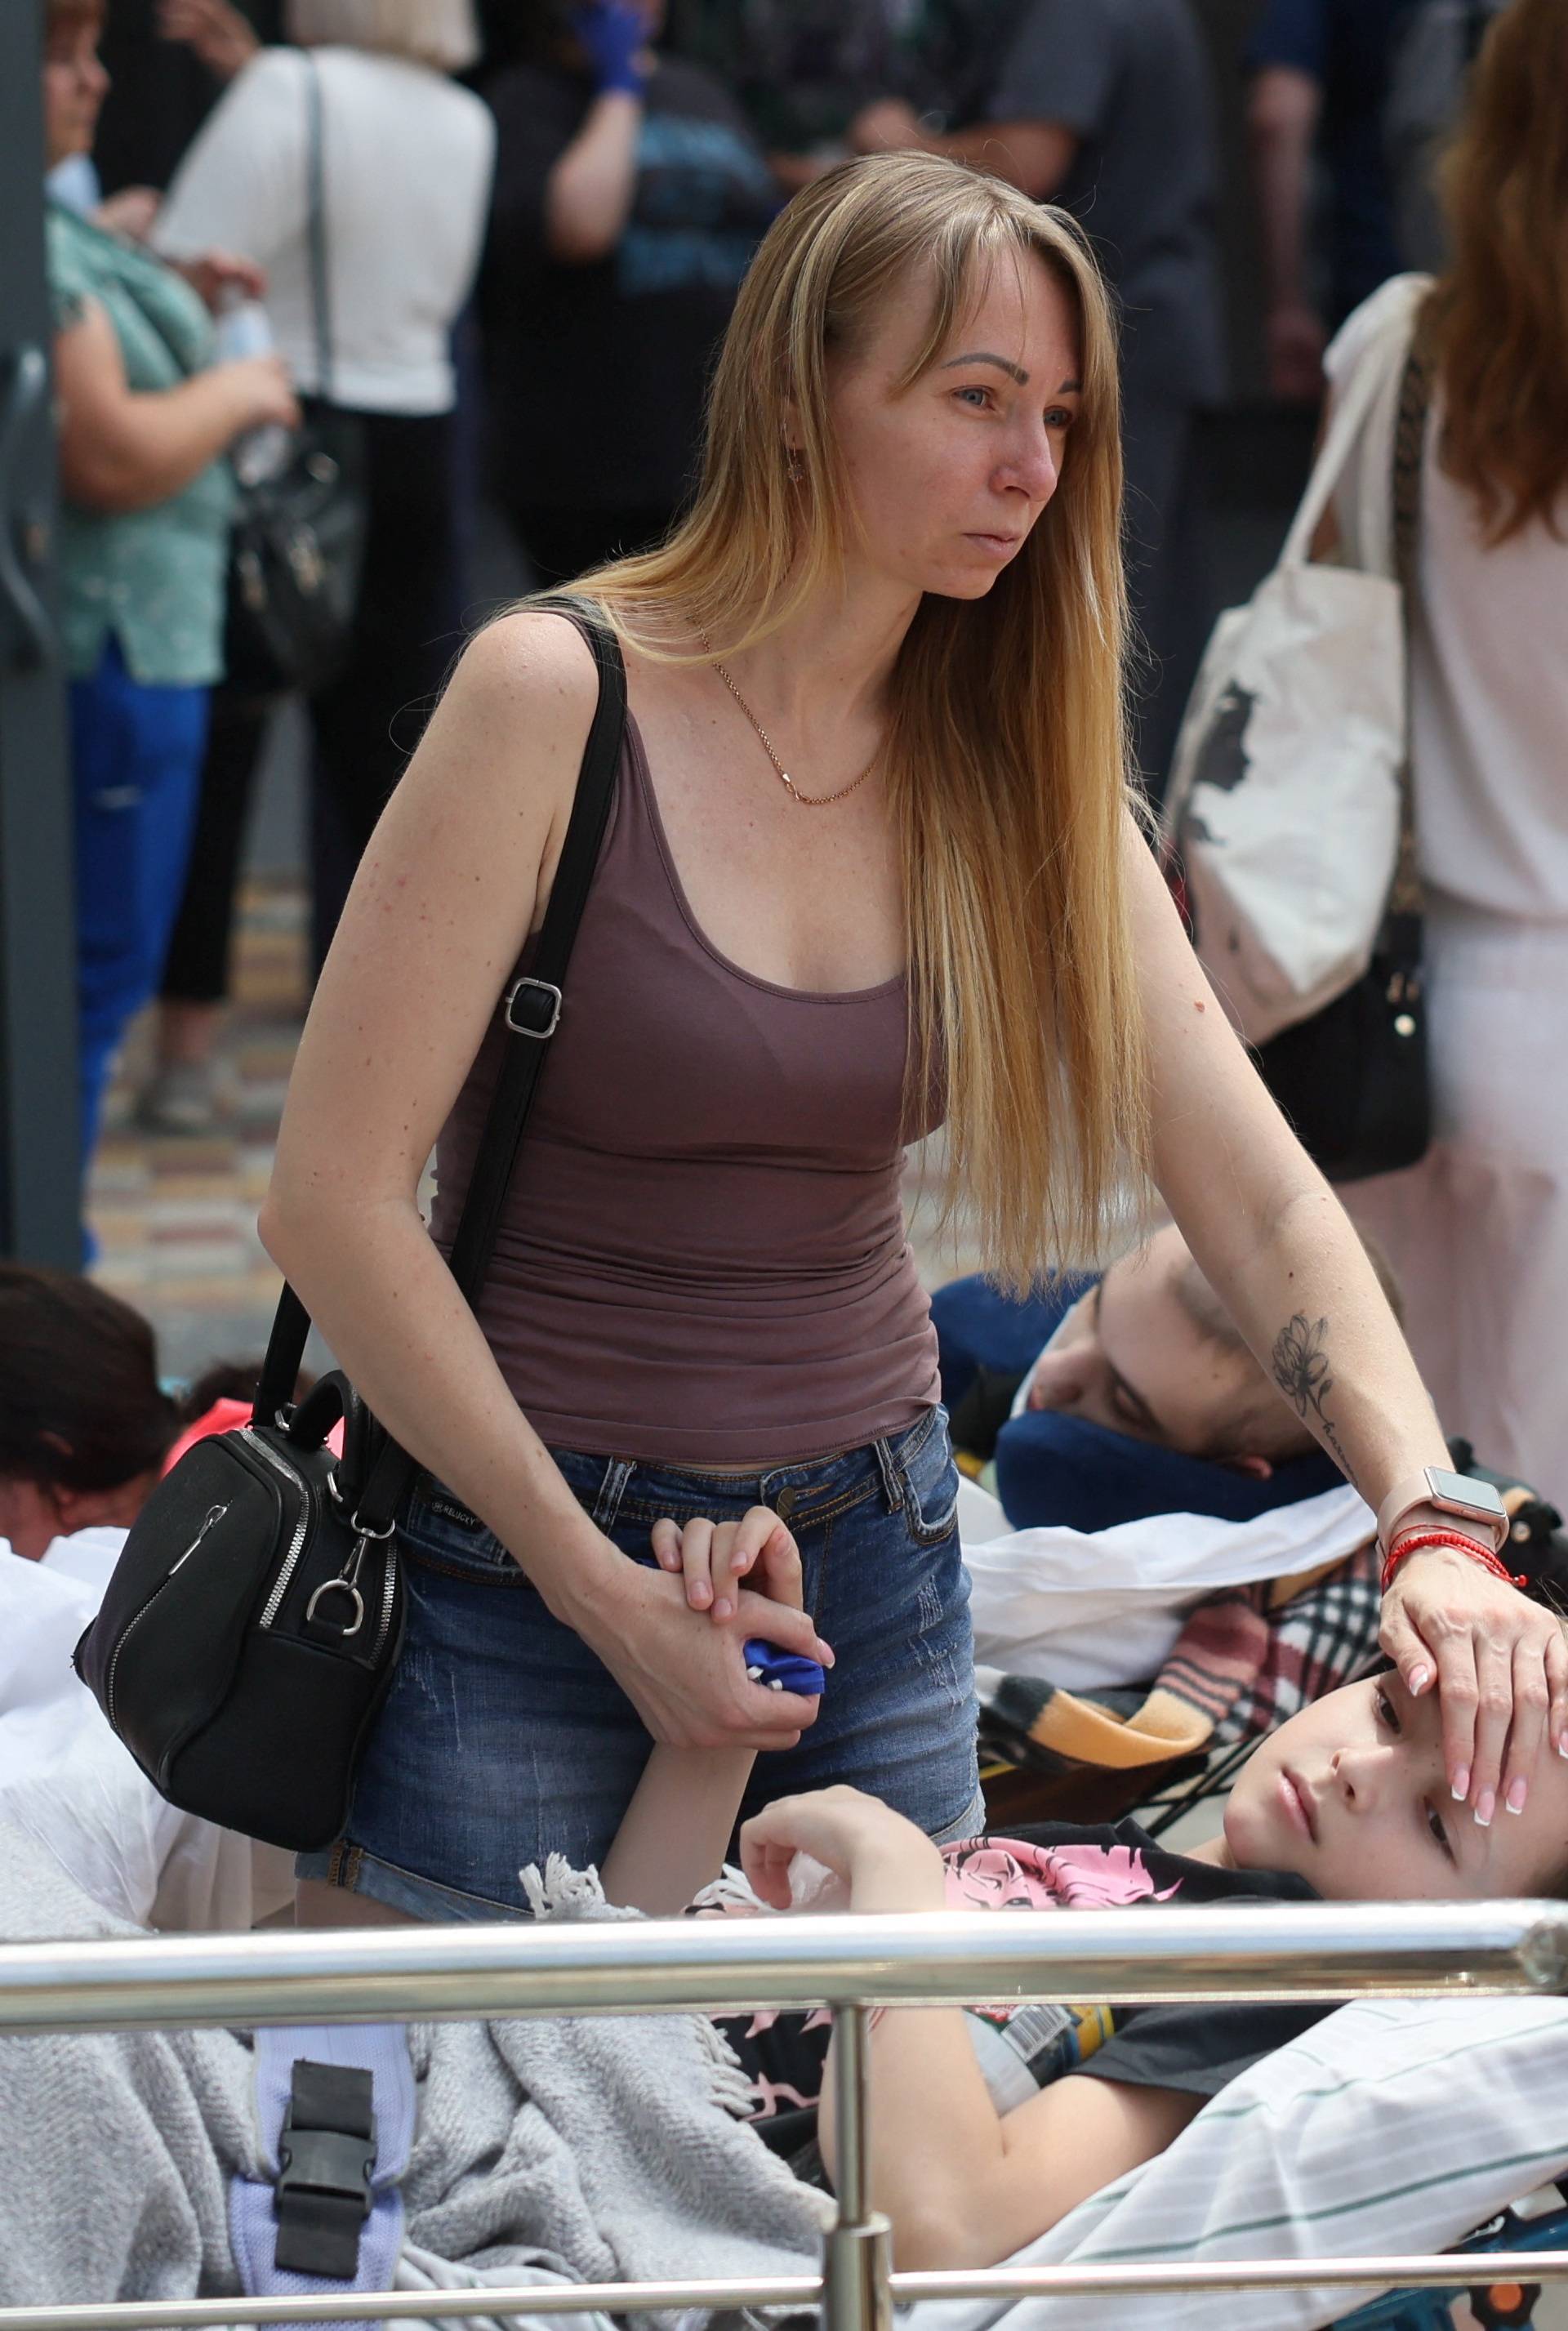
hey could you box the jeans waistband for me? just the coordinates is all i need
[546,1406,942,1537]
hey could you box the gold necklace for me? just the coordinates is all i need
[705,644,881,809]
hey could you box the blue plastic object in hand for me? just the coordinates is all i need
[743,1638,826,1697]
[571,2,648,96]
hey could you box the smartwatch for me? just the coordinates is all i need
[1376,1465,1510,1557]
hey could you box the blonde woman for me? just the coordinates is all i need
[1338,0,1568,1513]
[262,155,1566,1927]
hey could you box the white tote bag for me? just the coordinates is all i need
[1163,281,1427,1048]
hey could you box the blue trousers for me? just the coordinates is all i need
[69,635,208,1174]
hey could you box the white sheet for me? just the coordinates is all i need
[905,1995,1568,2331]
[37,1525,134,1594]
[959,1477,1374,1691]
[0,1543,265,1930]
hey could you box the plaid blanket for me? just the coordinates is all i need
[978,1546,1383,1792]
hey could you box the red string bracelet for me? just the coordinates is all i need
[1380,1526,1526,1596]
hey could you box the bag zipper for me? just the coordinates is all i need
[242,1428,313,1630]
[244,1428,394,1656]
[105,1504,226,1730]
[371,1542,398,1663]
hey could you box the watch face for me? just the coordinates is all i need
[1428,1467,1507,1518]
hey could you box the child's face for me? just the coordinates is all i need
[1224,1674,1568,1901]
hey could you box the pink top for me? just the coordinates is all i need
[430,711,942,1464]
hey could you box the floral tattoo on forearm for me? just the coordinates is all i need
[1272,1313,1359,1490]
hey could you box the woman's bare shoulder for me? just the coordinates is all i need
[452,605,603,718]
[430,608,604,800]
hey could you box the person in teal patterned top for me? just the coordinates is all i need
[42,0,297,1234]
[47,201,238,688]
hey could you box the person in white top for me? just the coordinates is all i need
[137,0,496,1128]
[154,2,494,417]
[1330,0,1568,1506]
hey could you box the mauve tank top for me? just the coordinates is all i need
[430,709,943,1464]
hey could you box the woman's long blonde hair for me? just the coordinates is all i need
[563,154,1145,1281]
[1435,0,1568,542]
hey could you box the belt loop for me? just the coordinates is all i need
[764,1480,799,1524]
[871,1436,904,1515]
[590,1458,633,1534]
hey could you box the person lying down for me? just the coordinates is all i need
[602,1509,1568,2276]
[3,1626,1567,2313]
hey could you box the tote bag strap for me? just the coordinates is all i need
[302,51,336,404]
[1385,297,1441,925]
[256,602,628,1526]
[1279,301,1421,571]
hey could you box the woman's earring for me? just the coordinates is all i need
[785,444,805,484]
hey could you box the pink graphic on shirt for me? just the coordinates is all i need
[942,1838,1182,1913]
[743,2004,833,2041]
[712,1837,1181,2120]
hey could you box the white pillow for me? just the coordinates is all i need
[903,1997,1568,2331]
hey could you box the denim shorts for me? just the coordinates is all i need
[297,1407,981,1920]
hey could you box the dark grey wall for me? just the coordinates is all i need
[0,7,82,1264]
[1192,0,1271,403]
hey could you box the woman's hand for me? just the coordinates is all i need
[1381,1544,1568,1820]
[1265,299,1328,403]
[568,1553,832,1753]
[172,248,268,311]
[569,2,651,96]
[650,1503,808,1625]
[768,151,838,195]
[741,1785,946,1912]
[158,0,261,81]
[55,301,293,515]
[93,186,161,243]
[218,352,300,435]
[849,100,929,156]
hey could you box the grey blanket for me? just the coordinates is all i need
[0,1826,826,2306]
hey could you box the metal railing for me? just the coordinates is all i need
[2,1901,1567,2331]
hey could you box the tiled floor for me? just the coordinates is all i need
[87,878,312,1383]
[87,873,984,1384]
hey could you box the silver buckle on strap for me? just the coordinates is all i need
[503,977,564,1039]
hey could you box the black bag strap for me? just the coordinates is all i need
[1383,294,1441,931]
[302,51,335,403]
[255,603,627,1526]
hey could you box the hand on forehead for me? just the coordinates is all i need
[1245,1669,1568,1902]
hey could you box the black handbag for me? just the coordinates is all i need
[1254,302,1439,1183]
[222,52,368,700]
[75,608,627,1854]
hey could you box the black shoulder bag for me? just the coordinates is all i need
[75,610,627,1854]
[223,51,368,700]
[1253,301,1438,1184]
